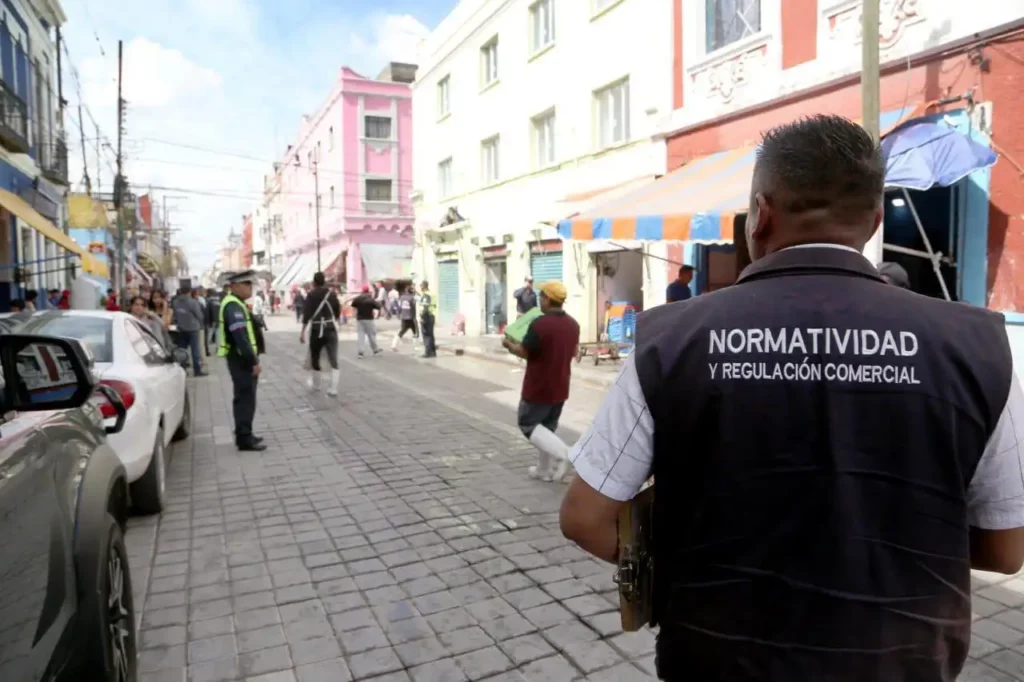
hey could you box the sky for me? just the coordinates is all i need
[60,0,453,275]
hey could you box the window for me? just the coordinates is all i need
[135,321,172,362]
[480,38,499,87]
[31,317,113,363]
[595,79,630,148]
[123,321,157,364]
[437,76,450,118]
[438,158,453,198]
[365,179,393,202]
[330,186,335,207]
[308,202,312,218]
[481,136,500,185]
[532,111,556,168]
[328,126,334,150]
[365,116,392,139]
[705,0,761,53]
[530,0,555,53]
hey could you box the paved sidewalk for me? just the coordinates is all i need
[126,333,654,682]
[126,331,1024,681]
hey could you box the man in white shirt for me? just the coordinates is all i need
[559,114,1024,681]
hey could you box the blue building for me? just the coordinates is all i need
[0,0,97,311]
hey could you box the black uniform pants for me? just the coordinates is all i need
[309,326,339,370]
[421,313,436,357]
[227,355,258,441]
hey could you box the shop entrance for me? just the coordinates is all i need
[881,186,960,300]
[483,257,507,334]
[593,248,643,340]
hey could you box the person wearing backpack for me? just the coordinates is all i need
[299,272,343,396]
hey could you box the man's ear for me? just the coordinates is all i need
[751,193,772,242]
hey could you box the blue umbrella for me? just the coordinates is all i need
[882,120,997,191]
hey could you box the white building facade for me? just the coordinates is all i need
[412,0,672,339]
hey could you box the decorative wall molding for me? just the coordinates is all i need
[689,40,770,104]
[825,0,926,50]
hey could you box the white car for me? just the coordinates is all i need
[8,310,190,514]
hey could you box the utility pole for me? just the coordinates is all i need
[94,122,101,192]
[114,39,125,292]
[77,104,91,195]
[861,0,883,265]
[313,154,321,272]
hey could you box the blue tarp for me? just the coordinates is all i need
[882,120,997,191]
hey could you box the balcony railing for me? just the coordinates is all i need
[39,136,69,185]
[0,80,28,154]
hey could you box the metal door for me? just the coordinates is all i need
[437,260,459,328]
[529,251,563,288]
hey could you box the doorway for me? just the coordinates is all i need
[484,258,507,334]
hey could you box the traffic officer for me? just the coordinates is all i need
[218,269,266,452]
[558,115,1024,681]
[419,280,437,358]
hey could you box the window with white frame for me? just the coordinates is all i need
[480,38,499,87]
[705,0,761,53]
[330,186,335,207]
[595,79,630,148]
[438,158,453,198]
[365,179,393,202]
[328,126,334,150]
[481,136,500,185]
[530,0,555,53]
[532,110,555,168]
[365,116,392,140]
[437,76,450,118]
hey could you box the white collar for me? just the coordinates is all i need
[782,243,862,255]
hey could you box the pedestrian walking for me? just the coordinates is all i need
[391,284,417,351]
[300,272,343,396]
[172,286,207,376]
[558,115,1024,682]
[513,276,537,315]
[293,288,305,323]
[376,281,390,320]
[218,269,266,452]
[501,281,578,482]
[418,280,437,358]
[205,287,221,356]
[350,285,383,357]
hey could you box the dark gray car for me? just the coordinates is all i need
[0,332,136,682]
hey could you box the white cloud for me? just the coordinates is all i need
[61,0,437,275]
[79,37,222,110]
[349,13,430,67]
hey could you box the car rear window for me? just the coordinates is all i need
[30,317,113,363]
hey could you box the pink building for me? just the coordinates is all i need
[269,62,416,293]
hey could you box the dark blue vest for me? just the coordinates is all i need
[633,247,1012,681]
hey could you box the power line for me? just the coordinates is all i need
[128,156,415,185]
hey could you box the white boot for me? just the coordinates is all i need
[307,372,321,392]
[528,425,570,482]
[327,369,341,397]
[391,334,399,351]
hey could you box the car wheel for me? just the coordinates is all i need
[130,427,165,514]
[172,392,191,442]
[78,512,138,682]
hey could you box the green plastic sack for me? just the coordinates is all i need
[504,307,543,343]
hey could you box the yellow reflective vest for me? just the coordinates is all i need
[217,294,257,358]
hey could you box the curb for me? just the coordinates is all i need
[437,344,616,391]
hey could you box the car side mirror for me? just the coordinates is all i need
[171,348,190,369]
[0,334,96,412]
[94,384,127,435]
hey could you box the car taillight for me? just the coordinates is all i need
[95,379,136,419]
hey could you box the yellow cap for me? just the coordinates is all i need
[539,280,567,304]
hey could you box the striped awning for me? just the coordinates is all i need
[558,105,928,242]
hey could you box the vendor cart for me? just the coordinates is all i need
[576,340,631,366]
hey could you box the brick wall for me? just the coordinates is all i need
[666,32,1024,311]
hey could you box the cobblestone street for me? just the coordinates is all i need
[125,326,1024,681]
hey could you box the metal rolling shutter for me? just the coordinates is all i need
[529,251,563,288]
[437,260,460,327]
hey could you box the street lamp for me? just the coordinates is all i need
[294,150,322,273]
